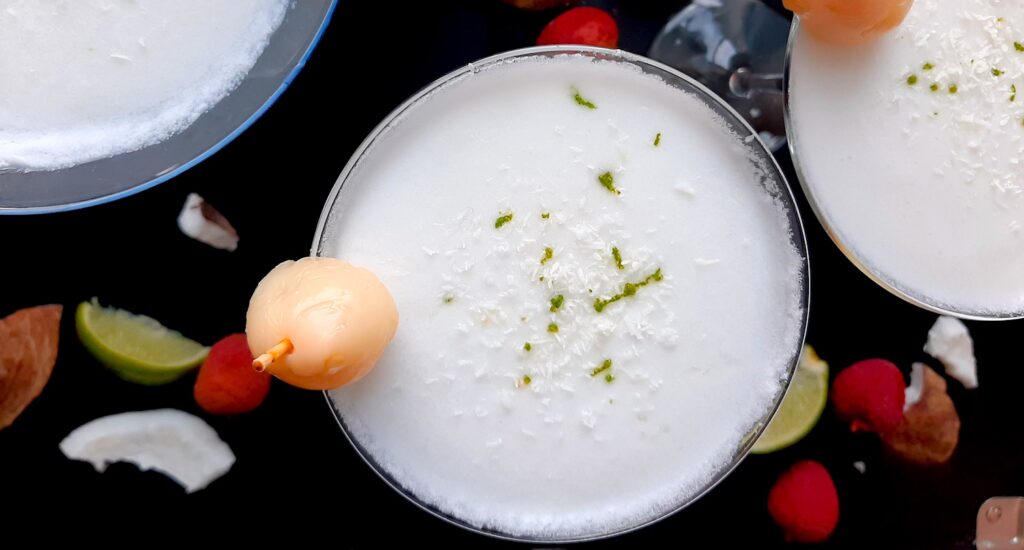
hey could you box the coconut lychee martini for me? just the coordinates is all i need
[313,47,809,541]
[787,0,1024,319]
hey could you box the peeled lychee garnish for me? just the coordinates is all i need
[768,460,840,543]
[881,364,960,465]
[832,359,905,433]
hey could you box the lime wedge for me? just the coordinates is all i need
[76,299,208,385]
[752,345,829,454]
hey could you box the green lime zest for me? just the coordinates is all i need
[547,323,559,333]
[1012,84,1017,102]
[598,171,621,195]
[540,246,553,265]
[923,62,935,71]
[591,359,612,377]
[495,212,513,229]
[993,68,1005,77]
[522,375,532,385]
[949,84,958,94]
[604,373,615,383]
[541,212,551,219]
[594,268,664,313]
[523,342,532,352]
[549,294,565,312]
[907,74,918,86]
[1015,41,1024,52]
[654,132,662,147]
[611,246,625,270]
[930,83,940,92]
[573,89,597,109]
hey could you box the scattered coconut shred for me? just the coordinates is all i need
[923,316,978,389]
[177,193,239,251]
[59,409,235,493]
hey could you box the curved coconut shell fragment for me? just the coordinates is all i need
[881,364,960,465]
[0,305,62,430]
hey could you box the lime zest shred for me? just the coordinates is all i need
[523,342,532,352]
[604,373,615,383]
[1015,41,1024,52]
[541,212,551,219]
[993,68,1005,77]
[929,83,940,92]
[573,89,597,109]
[1012,84,1017,102]
[522,375,532,385]
[611,246,625,270]
[653,132,662,147]
[949,84,958,94]
[598,171,621,195]
[549,294,565,312]
[590,359,612,377]
[594,268,664,313]
[907,74,918,86]
[540,246,554,265]
[547,323,559,333]
[923,62,935,71]
[495,212,514,229]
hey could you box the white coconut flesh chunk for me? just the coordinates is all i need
[177,193,239,251]
[904,362,926,411]
[923,316,978,389]
[59,409,235,493]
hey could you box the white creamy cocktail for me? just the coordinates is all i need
[789,0,1024,317]
[317,49,807,540]
[0,0,289,171]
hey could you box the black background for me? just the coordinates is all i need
[0,1,1019,547]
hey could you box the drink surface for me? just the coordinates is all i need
[322,54,805,538]
[790,0,1024,315]
[0,0,289,171]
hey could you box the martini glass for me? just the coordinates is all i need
[648,0,790,152]
[0,0,337,215]
[313,45,810,542]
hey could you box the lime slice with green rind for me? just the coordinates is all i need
[752,345,829,454]
[76,299,208,385]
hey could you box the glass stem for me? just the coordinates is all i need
[729,67,784,98]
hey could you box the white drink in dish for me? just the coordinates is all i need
[0,0,289,171]
[320,53,806,539]
[789,0,1024,315]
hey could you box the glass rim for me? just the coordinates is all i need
[0,0,339,216]
[313,44,811,543]
[783,20,1024,321]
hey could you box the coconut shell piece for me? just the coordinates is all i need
[881,364,960,465]
[177,193,239,251]
[0,305,62,430]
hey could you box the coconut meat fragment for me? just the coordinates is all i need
[923,316,977,389]
[59,409,235,493]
